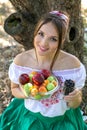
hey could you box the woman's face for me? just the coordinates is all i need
[34,22,59,56]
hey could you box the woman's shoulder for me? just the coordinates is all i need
[14,48,35,66]
[62,51,81,67]
[55,50,81,70]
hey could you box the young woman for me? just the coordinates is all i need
[0,10,87,130]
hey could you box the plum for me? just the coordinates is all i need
[19,73,30,85]
[32,73,44,86]
[41,69,51,79]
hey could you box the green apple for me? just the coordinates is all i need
[29,74,34,82]
[23,83,33,96]
[47,76,55,82]
[46,83,55,91]
[34,94,42,100]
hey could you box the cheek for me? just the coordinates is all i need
[50,44,58,51]
[34,37,39,46]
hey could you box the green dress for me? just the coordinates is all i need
[0,62,87,130]
[0,98,87,130]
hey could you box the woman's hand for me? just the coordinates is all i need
[11,82,27,99]
[64,88,82,108]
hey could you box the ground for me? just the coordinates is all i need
[0,0,25,113]
[0,0,87,123]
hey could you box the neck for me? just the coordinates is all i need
[34,49,59,70]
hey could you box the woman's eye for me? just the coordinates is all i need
[38,32,44,37]
[50,37,58,42]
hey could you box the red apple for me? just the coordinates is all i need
[19,73,30,85]
[41,69,51,79]
[32,73,44,86]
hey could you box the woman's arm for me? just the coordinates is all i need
[11,82,27,98]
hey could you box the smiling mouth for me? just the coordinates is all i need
[39,46,49,51]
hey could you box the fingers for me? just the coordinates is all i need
[68,88,82,96]
[64,88,82,108]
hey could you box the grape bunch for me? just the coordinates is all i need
[63,79,75,95]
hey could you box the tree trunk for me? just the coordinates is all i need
[4,0,84,61]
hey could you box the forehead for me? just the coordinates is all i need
[39,22,58,36]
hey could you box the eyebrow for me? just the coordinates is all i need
[39,30,58,38]
[50,36,58,40]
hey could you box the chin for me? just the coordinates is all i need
[36,49,48,56]
[38,51,47,56]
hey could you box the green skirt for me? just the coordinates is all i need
[0,98,87,130]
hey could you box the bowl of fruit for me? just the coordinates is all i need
[19,69,59,100]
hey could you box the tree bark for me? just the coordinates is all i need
[4,0,84,61]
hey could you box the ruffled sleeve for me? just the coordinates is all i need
[74,63,86,89]
[8,62,32,84]
[53,63,86,89]
[8,62,20,84]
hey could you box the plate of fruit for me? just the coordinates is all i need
[19,69,59,100]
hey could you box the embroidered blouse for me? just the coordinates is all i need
[9,62,86,117]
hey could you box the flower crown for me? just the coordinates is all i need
[49,11,68,23]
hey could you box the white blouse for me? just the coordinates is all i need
[9,62,86,117]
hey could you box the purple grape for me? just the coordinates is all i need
[63,79,75,95]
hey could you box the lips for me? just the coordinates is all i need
[39,46,49,52]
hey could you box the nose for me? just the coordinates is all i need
[41,37,48,47]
